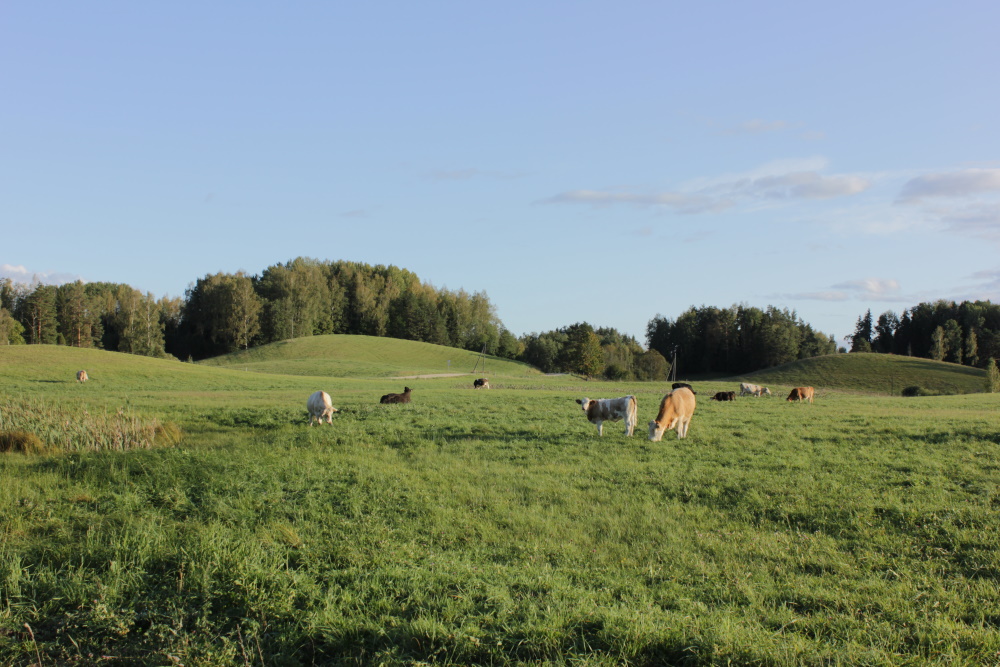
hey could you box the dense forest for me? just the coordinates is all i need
[847,302,1000,368]
[3,258,999,378]
[0,258,517,361]
[643,305,838,376]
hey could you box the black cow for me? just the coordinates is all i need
[380,386,412,404]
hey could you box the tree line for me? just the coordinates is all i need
[0,258,517,361]
[848,300,1000,368]
[644,305,838,376]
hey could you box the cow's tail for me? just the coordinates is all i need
[627,395,637,430]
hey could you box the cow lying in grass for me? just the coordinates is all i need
[787,386,815,403]
[648,387,696,440]
[380,387,412,404]
[307,390,338,425]
[576,395,637,436]
[473,378,490,389]
[710,391,736,401]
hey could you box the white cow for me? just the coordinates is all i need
[576,395,638,436]
[307,390,338,425]
[740,383,762,397]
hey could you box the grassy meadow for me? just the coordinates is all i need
[2,340,1000,665]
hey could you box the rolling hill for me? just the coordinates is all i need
[197,334,542,378]
[739,352,985,395]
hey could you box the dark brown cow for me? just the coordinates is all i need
[473,378,490,389]
[786,386,815,403]
[576,395,637,436]
[380,386,412,404]
[672,382,697,395]
[710,391,736,401]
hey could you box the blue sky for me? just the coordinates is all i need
[4,1,1000,345]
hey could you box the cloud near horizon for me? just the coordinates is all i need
[1,263,83,286]
[541,160,872,214]
[782,278,905,303]
[898,168,1000,203]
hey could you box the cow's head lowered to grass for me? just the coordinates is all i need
[648,387,696,441]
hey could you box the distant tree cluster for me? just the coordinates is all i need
[849,300,1000,367]
[1,258,517,361]
[1,278,180,356]
[645,304,838,376]
[518,323,670,380]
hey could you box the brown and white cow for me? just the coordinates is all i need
[307,390,338,425]
[648,387,696,441]
[710,391,736,401]
[473,378,490,389]
[786,386,815,403]
[576,395,637,436]
[740,382,762,397]
[380,386,412,404]
[76,370,89,383]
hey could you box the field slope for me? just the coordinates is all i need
[740,352,985,395]
[199,334,542,378]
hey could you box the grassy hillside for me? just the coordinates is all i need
[199,334,542,378]
[739,352,985,395]
[3,344,1000,663]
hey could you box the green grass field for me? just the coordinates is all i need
[2,342,999,665]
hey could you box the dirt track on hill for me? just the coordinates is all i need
[390,373,471,379]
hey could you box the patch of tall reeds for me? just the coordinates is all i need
[0,396,181,453]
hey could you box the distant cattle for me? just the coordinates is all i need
[740,383,763,397]
[710,391,736,401]
[649,387,696,441]
[786,386,815,403]
[672,382,697,395]
[76,370,88,383]
[473,378,490,389]
[307,390,338,425]
[576,395,637,436]
[380,386,412,404]
[758,387,772,397]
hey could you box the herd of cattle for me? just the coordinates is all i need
[576,381,815,440]
[306,377,816,441]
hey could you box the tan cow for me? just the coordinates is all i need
[576,395,638,436]
[76,370,89,383]
[307,390,338,425]
[786,386,815,403]
[648,387,696,441]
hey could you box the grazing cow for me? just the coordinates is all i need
[758,387,772,397]
[307,390,338,425]
[576,395,637,436]
[648,387,696,441]
[380,386,412,404]
[473,378,490,389]
[786,386,815,403]
[710,391,736,401]
[76,370,88,383]
[672,382,697,395]
[740,383,763,397]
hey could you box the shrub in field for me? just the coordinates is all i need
[0,430,47,454]
[901,385,942,397]
[0,396,181,452]
[986,357,1000,393]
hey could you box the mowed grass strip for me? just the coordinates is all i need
[2,345,1000,664]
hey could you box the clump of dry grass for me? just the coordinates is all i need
[0,397,182,453]
[0,430,48,454]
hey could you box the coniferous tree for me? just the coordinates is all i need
[22,284,59,344]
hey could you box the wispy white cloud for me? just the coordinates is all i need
[541,157,872,215]
[782,278,906,303]
[898,168,1000,203]
[723,119,791,135]
[0,263,82,285]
